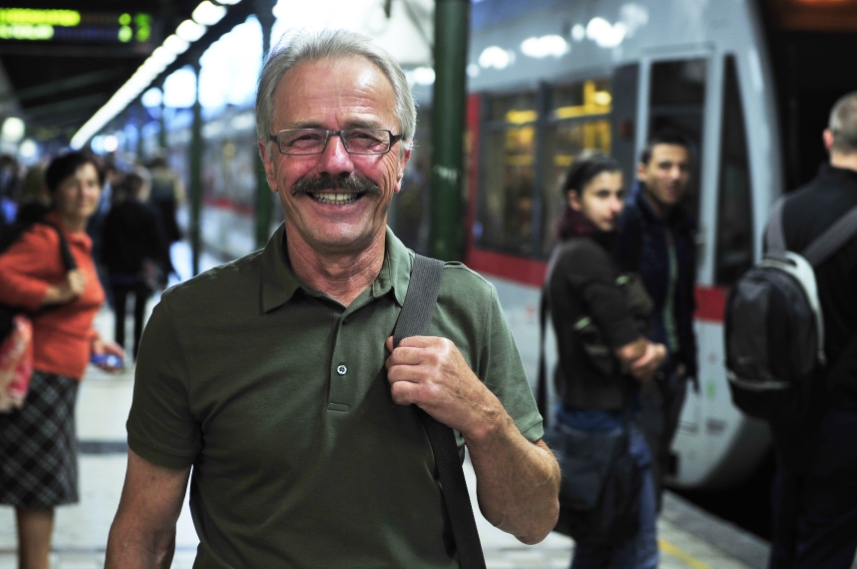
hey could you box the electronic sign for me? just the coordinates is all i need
[0,8,152,43]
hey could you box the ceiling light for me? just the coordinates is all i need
[164,34,190,55]
[192,1,227,26]
[176,19,207,42]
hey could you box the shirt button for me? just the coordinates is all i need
[336,364,347,376]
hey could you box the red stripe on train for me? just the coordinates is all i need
[465,247,728,323]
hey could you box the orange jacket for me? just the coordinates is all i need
[0,213,104,380]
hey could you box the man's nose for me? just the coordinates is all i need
[318,133,355,174]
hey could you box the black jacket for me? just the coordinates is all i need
[101,200,172,279]
[614,185,698,378]
[546,234,652,410]
[782,164,857,410]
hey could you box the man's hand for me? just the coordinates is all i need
[629,342,667,386]
[385,335,499,439]
[385,335,560,544]
[43,269,87,305]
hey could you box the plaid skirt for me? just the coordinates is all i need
[0,370,80,508]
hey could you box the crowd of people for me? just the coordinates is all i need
[0,28,855,569]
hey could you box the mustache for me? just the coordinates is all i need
[291,174,381,196]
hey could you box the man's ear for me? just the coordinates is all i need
[636,162,647,183]
[394,147,412,194]
[258,140,277,193]
[823,129,835,153]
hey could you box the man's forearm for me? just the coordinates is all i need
[105,520,176,569]
[465,410,560,544]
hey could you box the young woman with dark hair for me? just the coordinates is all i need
[546,152,666,569]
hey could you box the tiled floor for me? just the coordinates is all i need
[0,244,768,569]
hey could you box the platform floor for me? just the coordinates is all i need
[0,244,772,569]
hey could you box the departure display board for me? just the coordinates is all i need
[0,8,152,43]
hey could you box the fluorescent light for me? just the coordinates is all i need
[520,35,569,59]
[193,1,227,26]
[164,34,190,55]
[176,19,206,42]
[478,46,513,70]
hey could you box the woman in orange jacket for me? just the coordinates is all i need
[0,152,124,569]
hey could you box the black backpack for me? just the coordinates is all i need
[0,217,76,341]
[724,198,857,426]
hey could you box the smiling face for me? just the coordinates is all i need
[637,143,690,217]
[52,162,102,229]
[568,171,624,232]
[259,56,410,257]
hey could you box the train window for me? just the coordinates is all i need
[648,58,707,229]
[537,80,612,256]
[650,59,706,107]
[715,56,753,285]
[477,92,538,255]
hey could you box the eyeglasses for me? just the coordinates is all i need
[269,128,404,156]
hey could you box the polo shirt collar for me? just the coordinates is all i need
[261,224,412,313]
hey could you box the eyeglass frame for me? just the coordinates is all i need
[268,128,405,156]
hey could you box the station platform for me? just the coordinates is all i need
[0,244,772,569]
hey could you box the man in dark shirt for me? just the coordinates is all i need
[614,131,697,507]
[768,92,857,569]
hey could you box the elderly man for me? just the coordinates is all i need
[105,30,559,568]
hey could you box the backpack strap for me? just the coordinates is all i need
[765,197,788,255]
[801,205,857,267]
[392,254,487,569]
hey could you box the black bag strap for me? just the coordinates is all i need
[40,221,77,272]
[536,288,550,424]
[392,254,486,569]
[766,197,857,267]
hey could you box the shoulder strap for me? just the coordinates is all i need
[765,197,787,255]
[392,254,487,569]
[39,220,77,271]
[802,205,857,267]
[536,288,550,423]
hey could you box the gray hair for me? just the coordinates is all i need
[829,91,857,154]
[255,29,416,157]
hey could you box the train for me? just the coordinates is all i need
[136,0,857,489]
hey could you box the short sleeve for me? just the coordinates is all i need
[479,284,544,443]
[126,298,201,468]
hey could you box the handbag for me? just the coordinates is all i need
[542,420,641,545]
[0,314,33,412]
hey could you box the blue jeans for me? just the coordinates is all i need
[558,408,659,569]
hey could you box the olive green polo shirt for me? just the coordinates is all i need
[127,225,543,569]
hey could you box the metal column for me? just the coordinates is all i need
[429,0,470,261]
[189,60,204,276]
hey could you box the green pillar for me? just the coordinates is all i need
[189,61,204,276]
[429,0,470,261]
[255,0,277,249]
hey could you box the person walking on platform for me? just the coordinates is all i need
[0,152,123,569]
[101,170,173,360]
[767,92,857,569]
[545,153,666,569]
[147,155,184,244]
[614,131,698,507]
[105,29,560,569]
